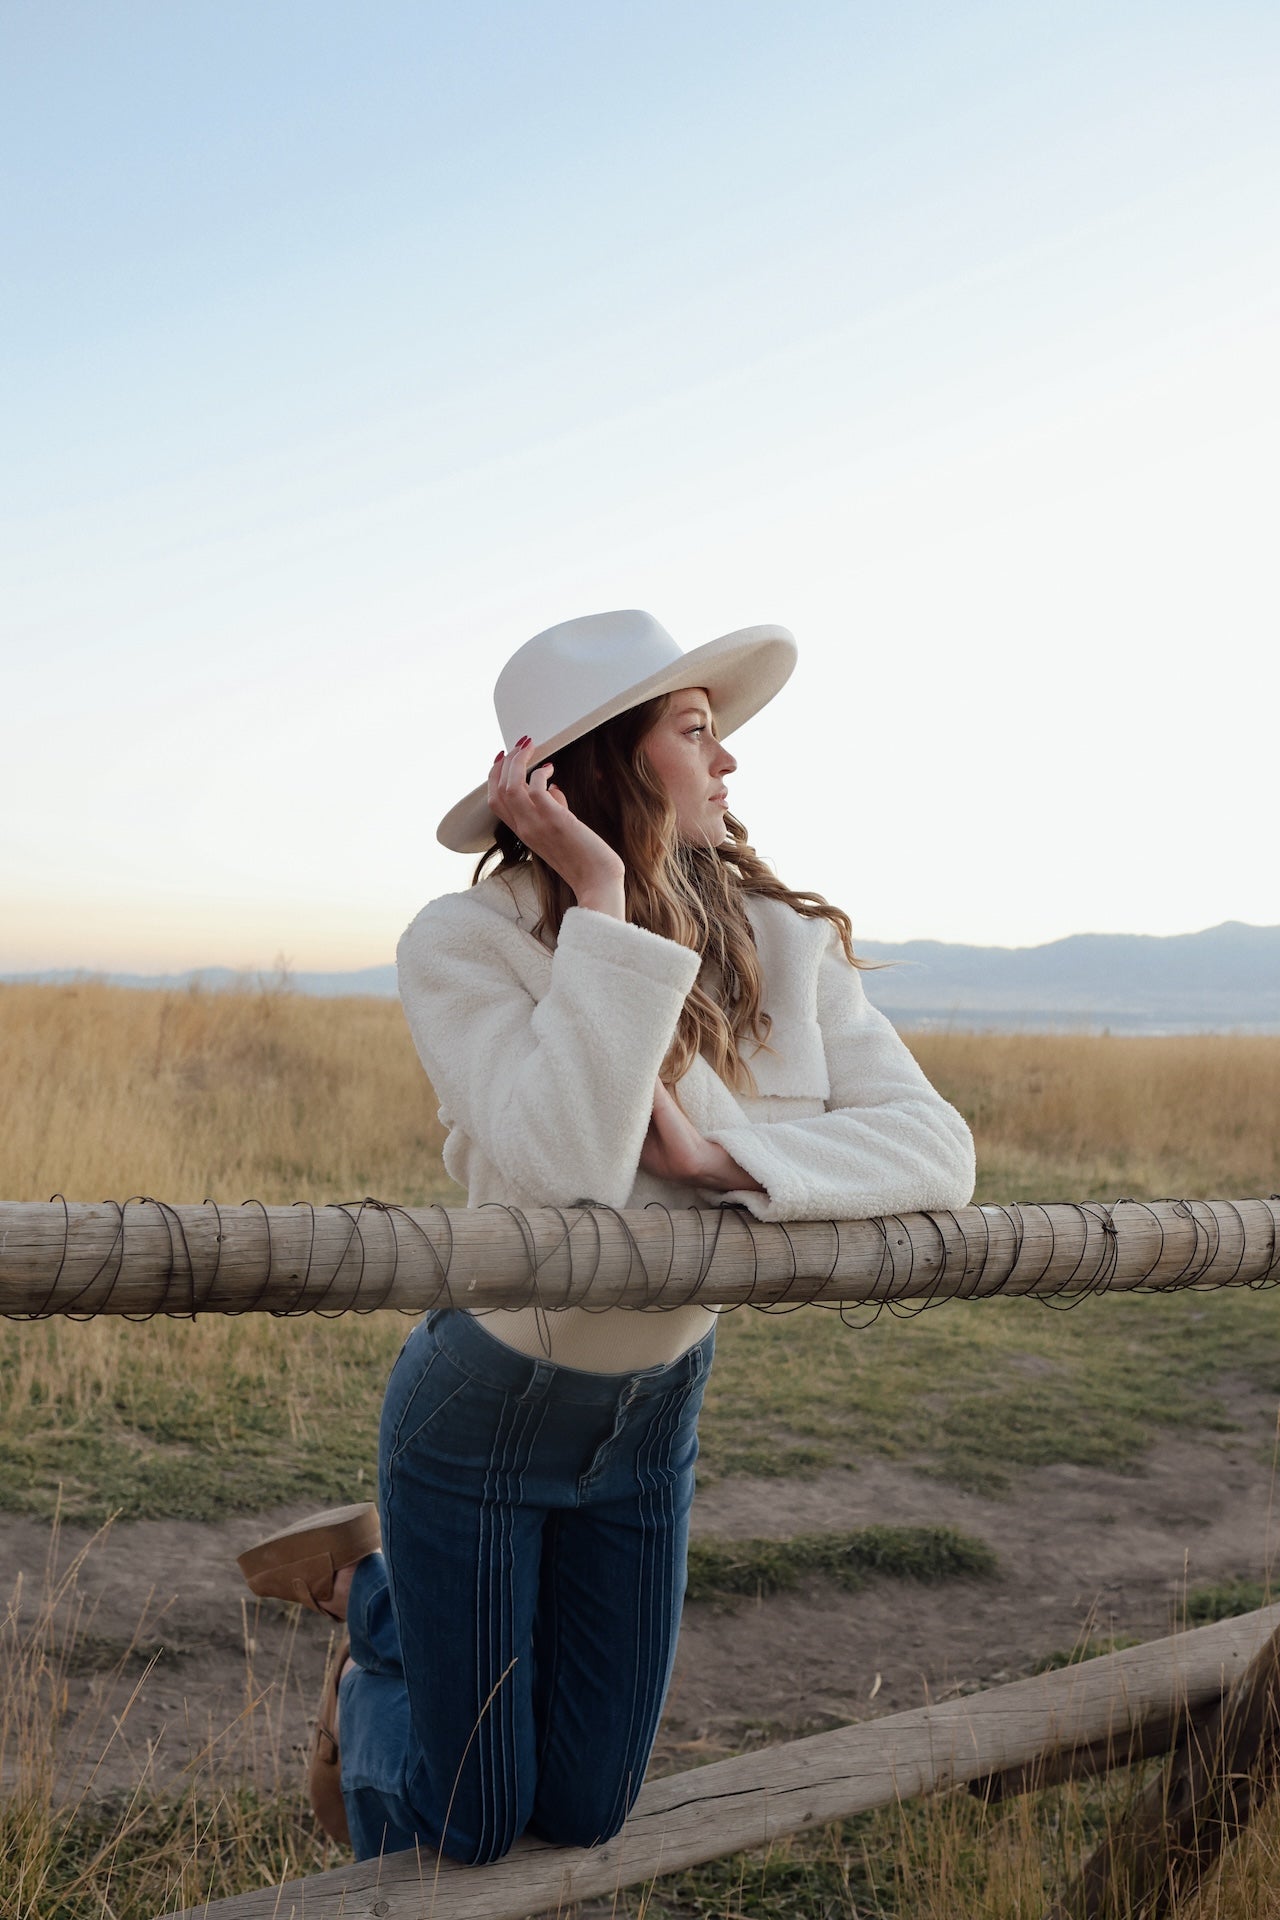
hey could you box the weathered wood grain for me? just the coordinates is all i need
[2,1196,1278,1316]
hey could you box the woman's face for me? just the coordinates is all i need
[639,686,738,846]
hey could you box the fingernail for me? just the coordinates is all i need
[493,751,503,763]
[516,735,531,749]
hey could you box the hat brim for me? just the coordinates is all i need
[436,623,797,854]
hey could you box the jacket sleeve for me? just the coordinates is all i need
[703,928,976,1223]
[397,898,701,1209]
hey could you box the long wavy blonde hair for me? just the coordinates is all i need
[473,694,865,1094]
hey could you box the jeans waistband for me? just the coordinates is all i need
[428,1307,715,1404]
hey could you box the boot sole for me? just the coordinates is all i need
[237,1502,381,1613]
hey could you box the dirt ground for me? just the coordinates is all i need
[11,1382,1280,1806]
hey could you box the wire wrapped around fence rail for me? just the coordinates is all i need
[0,1194,1278,1325]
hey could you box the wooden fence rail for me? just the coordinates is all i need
[164,1605,1280,1920]
[1,1195,1278,1317]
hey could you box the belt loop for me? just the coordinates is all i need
[529,1358,555,1397]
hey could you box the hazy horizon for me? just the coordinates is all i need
[5,913,1276,985]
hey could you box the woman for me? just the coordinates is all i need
[237,608,975,1863]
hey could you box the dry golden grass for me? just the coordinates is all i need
[0,981,456,1528]
[1,1515,336,1918]
[0,978,454,1206]
[912,1029,1280,1204]
[3,981,1276,1210]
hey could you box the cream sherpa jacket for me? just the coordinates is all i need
[397,866,975,1372]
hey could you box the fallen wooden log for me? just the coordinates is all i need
[3,1194,1278,1317]
[973,1706,1193,1803]
[162,1604,1280,1920]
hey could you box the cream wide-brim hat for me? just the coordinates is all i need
[436,608,797,854]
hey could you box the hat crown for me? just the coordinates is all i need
[436,607,795,852]
[494,609,683,750]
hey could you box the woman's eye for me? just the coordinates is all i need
[687,726,705,738]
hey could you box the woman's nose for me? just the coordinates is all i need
[714,744,737,775]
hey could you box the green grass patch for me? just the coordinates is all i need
[6,1270,1280,1522]
[0,1313,408,1523]
[1183,1577,1276,1626]
[699,1284,1280,1493]
[686,1525,996,1604]
[1030,1636,1142,1673]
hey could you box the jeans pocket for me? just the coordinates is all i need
[384,1342,473,1464]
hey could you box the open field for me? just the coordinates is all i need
[3,982,1279,1523]
[6,979,1277,1208]
[2,980,1280,1916]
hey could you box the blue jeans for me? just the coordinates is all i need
[338,1307,715,1864]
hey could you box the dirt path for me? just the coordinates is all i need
[11,1387,1280,1802]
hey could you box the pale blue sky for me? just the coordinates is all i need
[4,2,1277,970]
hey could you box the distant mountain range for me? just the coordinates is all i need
[854,920,1280,1033]
[5,920,1278,1034]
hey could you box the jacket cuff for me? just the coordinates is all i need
[557,905,702,992]
[700,1128,786,1221]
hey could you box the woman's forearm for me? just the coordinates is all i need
[695,1141,765,1193]
[574,875,627,920]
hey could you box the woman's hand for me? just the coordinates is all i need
[488,740,625,918]
[639,1080,764,1193]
